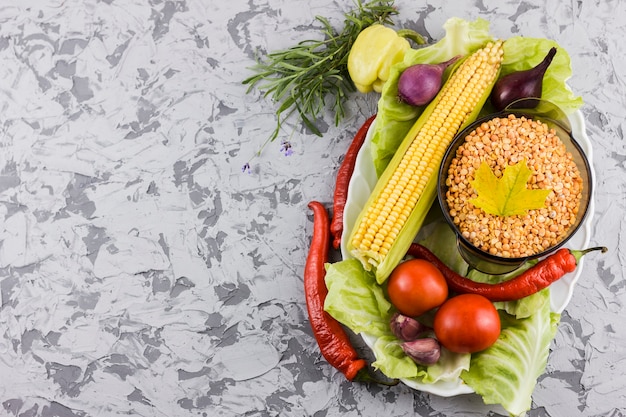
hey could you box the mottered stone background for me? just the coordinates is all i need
[0,0,624,416]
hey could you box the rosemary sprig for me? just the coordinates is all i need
[242,0,401,162]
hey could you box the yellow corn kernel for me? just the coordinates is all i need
[349,41,504,280]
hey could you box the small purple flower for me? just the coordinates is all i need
[280,140,293,156]
[241,162,251,174]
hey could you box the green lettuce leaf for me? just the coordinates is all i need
[370,17,495,175]
[461,289,561,416]
[370,334,423,379]
[324,259,393,336]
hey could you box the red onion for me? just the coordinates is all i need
[490,47,557,111]
[397,55,461,107]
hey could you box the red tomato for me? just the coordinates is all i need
[433,294,501,354]
[386,259,448,317]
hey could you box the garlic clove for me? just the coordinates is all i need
[390,312,428,341]
[401,338,441,366]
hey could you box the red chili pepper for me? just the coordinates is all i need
[330,114,376,249]
[407,243,607,302]
[305,201,367,380]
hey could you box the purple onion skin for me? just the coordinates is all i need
[490,47,557,111]
[397,56,460,107]
[401,338,441,366]
[390,312,429,341]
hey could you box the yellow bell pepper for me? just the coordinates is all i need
[348,24,411,93]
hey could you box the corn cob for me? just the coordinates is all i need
[348,40,504,284]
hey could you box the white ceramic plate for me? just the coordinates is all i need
[340,111,595,396]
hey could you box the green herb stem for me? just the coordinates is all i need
[242,0,400,162]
